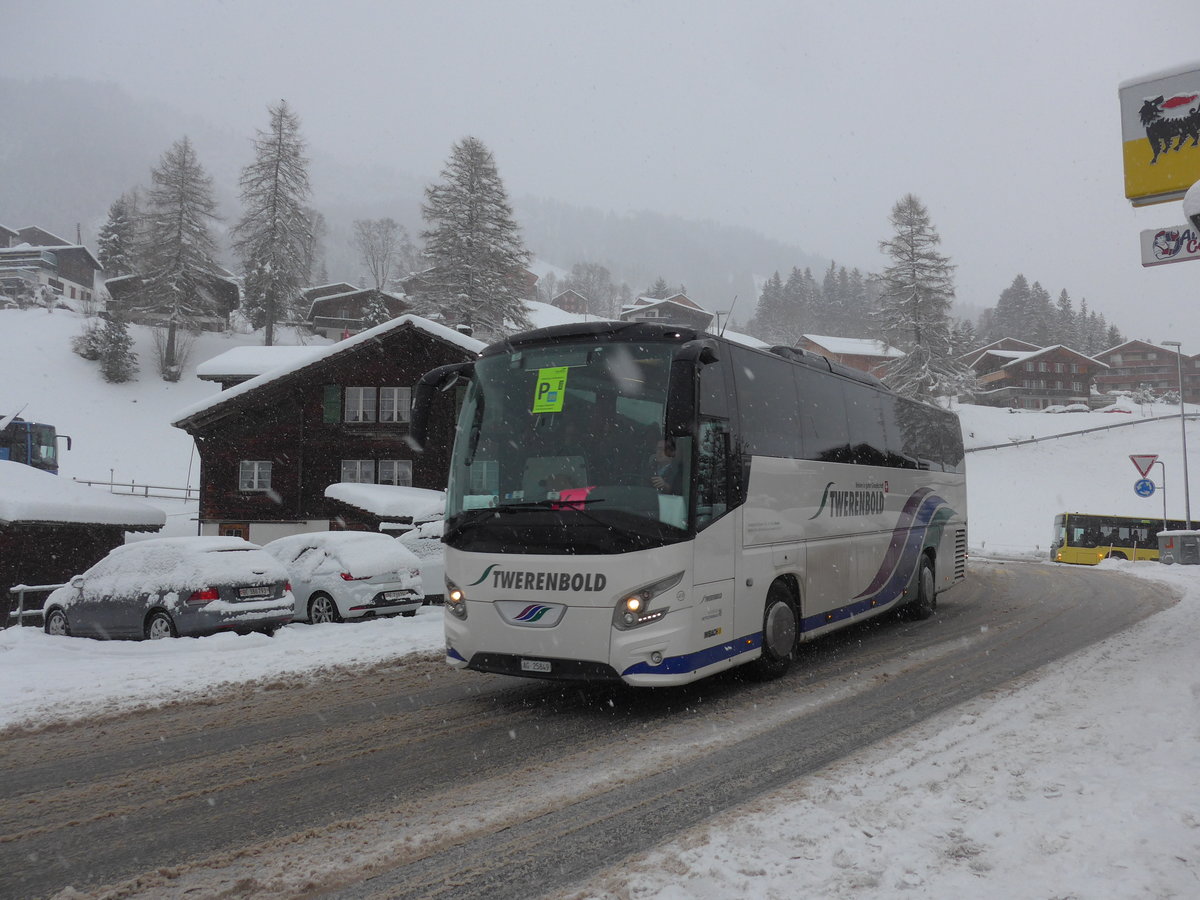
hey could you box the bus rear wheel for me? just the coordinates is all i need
[749,581,798,681]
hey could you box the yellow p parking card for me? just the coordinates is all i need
[532,366,568,413]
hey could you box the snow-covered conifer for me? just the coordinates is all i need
[873,194,971,401]
[97,192,140,277]
[419,137,532,336]
[134,137,224,378]
[362,292,393,329]
[99,316,138,383]
[232,101,314,345]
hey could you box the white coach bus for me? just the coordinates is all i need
[411,321,967,687]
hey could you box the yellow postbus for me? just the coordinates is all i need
[1051,512,1189,564]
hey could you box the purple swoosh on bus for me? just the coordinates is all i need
[852,489,942,601]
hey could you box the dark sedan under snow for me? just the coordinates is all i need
[42,537,294,640]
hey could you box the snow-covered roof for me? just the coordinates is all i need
[984,349,1030,361]
[307,288,408,318]
[803,334,905,358]
[998,344,1108,369]
[0,242,102,271]
[324,483,447,521]
[0,460,166,529]
[173,314,486,426]
[195,346,325,381]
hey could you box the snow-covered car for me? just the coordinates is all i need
[42,537,294,640]
[262,531,423,623]
[396,519,445,602]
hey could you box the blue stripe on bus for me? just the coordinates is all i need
[622,633,763,677]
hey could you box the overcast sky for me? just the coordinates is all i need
[5,0,1200,347]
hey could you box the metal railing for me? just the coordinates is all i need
[5,582,66,628]
[967,412,1200,454]
[71,477,200,502]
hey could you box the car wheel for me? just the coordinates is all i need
[145,610,177,640]
[401,610,418,618]
[749,581,798,681]
[44,607,70,637]
[906,556,937,620]
[308,593,341,624]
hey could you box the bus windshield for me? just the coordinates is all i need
[445,340,692,554]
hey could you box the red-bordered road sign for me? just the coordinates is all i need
[1130,454,1158,477]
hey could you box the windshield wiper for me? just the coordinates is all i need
[497,498,606,510]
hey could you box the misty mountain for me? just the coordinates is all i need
[1,76,832,321]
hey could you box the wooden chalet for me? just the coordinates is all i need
[551,289,589,315]
[619,293,714,331]
[105,272,240,331]
[1092,340,1200,405]
[795,334,905,378]
[965,344,1107,410]
[172,315,484,543]
[958,337,1041,369]
[0,225,102,306]
[304,287,411,339]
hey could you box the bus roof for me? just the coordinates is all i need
[479,322,889,391]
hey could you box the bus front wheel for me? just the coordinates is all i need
[906,556,937,620]
[749,581,798,681]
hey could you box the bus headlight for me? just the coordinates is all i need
[613,572,684,631]
[445,579,468,620]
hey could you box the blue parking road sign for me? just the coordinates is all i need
[1135,478,1156,497]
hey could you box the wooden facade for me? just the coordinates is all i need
[173,317,482,543]
[1,524,128,625]
[306,288,411,339]
[967,344,1107,409]
[1093,340,1200,405]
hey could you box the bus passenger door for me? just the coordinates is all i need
[692,419,735,647]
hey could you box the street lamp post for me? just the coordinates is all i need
[1162,340,1192,529]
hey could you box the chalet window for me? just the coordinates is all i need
[379,387,412,423]
[239,460,272,491]
[378,459,413,486]
[341,460,375,483]
[1038,362,1048,373]
[1073,382,1083,392]
[1024,362,1034,372]
[345,387,377,423]
[1055,363,1065,374]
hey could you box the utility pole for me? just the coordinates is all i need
[1162,340,1192,528]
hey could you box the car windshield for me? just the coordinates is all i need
[444,339,691,554]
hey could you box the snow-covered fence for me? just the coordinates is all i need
[967,412,1200,453]
[5,582,65,629]
[71,477,199,502]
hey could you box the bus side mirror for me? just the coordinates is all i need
[409,361,475,452]
[664,339,719,440]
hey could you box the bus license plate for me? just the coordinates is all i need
[521,659,551,673]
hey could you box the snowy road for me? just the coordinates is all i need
[0,562,1172,899]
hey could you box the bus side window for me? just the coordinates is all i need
[795,367,850,462]
[843,381,887,467]
[730,347,801,459]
